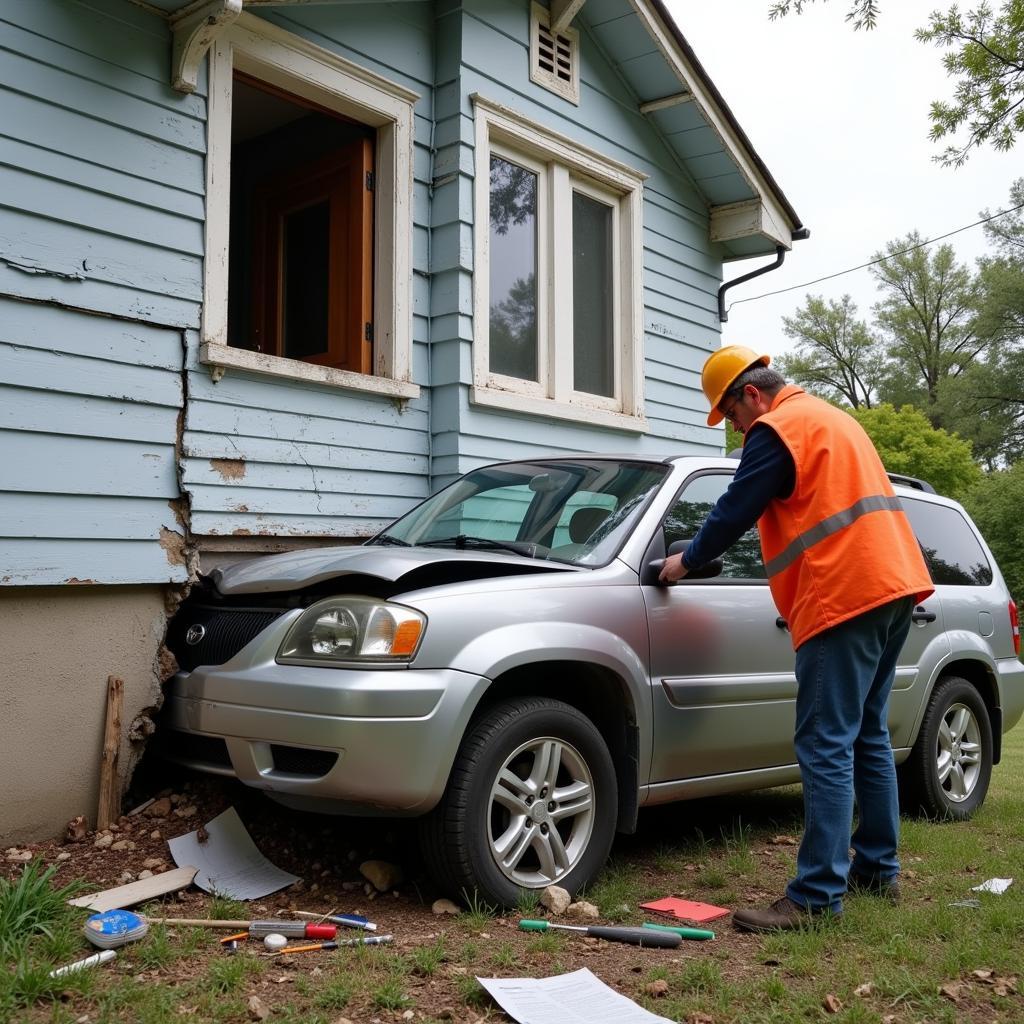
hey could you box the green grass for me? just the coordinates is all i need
[8,724,1024,1023]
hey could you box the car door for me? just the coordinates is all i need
[644,470,798,783]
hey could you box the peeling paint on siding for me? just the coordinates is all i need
[209,457,246,480]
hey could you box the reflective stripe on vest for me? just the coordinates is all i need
[763,494,905,578]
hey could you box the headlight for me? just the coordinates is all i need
[277,597,425,665]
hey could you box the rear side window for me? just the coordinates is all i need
[901,498,993,586]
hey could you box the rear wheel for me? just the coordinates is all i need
[419,697,617,907]
[899,675,993,820]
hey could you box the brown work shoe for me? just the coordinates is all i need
[732,896,834,933]
[847,873,901,903]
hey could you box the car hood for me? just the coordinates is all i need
[210,544,579,595]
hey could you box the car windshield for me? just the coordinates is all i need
[369,459,669,566]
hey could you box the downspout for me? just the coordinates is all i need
[717,227,811,322]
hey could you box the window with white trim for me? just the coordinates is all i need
[472,97,646,431]
[201,15,419,400]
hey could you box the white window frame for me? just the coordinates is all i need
[472,95,646,432]
[200,13,419,400]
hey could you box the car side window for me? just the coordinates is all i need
[664,473,766,581]
[900,498,993,586]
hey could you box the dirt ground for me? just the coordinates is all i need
[6,765,1020,1023]
[5,764,809,1023]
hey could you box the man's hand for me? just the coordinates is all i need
[658,552,689,583]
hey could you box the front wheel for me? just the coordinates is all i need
[899,675,993,820]
[419,697,617,907]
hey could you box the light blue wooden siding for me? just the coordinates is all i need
[180,4,436,540]
[428,0,727,491]
[0,296,187,585]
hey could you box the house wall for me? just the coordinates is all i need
[428,0,726,489]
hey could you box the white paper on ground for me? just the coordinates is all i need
[167,807,298,900]
[971,877,1013,895]
[476,968,674,1024]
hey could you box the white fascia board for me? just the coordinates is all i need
[630,1,796,247]
[710,198,791,248]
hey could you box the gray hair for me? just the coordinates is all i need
[727,364,786,396]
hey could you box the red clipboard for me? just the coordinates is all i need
[640,897,731,923]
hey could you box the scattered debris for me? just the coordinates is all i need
[359,860,403,893]
[168,807,298,899]
[247,994,270,1021]
[540,885,571,916]
[853,982,875,997]
[971,877,1013,894]
[432,898,461,916]
[4,848,33,863]
[65,815,89,842]
[68,866,198,912]
[145,798,173,819]
[49,949,117,978]
[565,900,600,920]
[770,835,798,845]
[640,897,730,924]
[646,979,669,997]
[822,993,842,1013]
[93,834,114,850]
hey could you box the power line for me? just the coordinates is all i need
[726,200,1024,312]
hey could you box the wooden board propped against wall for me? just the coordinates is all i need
[96,675,123,831]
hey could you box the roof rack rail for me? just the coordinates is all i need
[887,472,936,494]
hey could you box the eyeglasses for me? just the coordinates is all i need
[719,388,744,424]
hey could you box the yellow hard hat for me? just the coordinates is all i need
[702,345,771,426]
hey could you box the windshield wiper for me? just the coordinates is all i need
[368,534,410,547]
[419,535,538,557]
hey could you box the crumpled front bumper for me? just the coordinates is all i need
[161,612,490,814]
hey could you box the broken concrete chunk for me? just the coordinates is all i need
[540,885,571,916]
[565,900,600,920]
[93,834,114,849]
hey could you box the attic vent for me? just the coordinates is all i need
[530,2,580,105]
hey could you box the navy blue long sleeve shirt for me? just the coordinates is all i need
[682,425,796,571]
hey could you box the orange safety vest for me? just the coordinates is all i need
[753,386,934,649]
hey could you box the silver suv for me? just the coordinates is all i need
[163,455,1024,906]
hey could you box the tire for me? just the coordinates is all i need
[419,697,618,908]
[899,675,993,821]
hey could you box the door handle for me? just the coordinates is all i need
[912,607,937,624]
[775,616,788,630]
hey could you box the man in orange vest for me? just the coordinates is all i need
[659,345,934,931]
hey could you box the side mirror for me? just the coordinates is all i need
[646,539,724,585]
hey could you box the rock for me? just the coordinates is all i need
[56,851,71,862]
[173,805,197,818]
[566,900,599,920]
[646,979,669,998]
[342,881,360,891]
[138,870,153,879]
[854,983,875,997]
[118,872,135,884]
[432,899,461,916]
[247,995,270,1021]
[111,840,136,852]
[540,885,571,916]
[6,849,32,863]
[359,860,403,892]
[332,1018,355,1024]
[65,815,88,843]
[822,994,843,1014]
[402,1013,415,1021]
[93,834,114,849]
[107,823,120,832]
[142,858,165,870]
[145,798,172,819]
[150,831,161,840]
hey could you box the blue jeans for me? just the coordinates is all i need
[785,596,914,913]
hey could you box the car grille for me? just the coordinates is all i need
[270,745,339,777]
[168,606,289,672]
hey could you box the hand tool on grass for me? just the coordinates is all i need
[293,909,377,931]
[642,921,715,941]
[267,934,393,957]
[518,920,681,948]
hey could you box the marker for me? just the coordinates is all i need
[642,922,716,941]
[248,921,336,940]
[49,949,117,977]
[293,910,378,932]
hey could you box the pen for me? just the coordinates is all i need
[49,949,117,977]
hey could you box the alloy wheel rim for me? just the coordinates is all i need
[487,735,595,887]
[936,702,982,802]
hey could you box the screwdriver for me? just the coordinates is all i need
[642,921,716,941]
[518,920,680,948]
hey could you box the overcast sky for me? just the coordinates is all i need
[663,0,1021,360]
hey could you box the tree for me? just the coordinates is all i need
[768,1,1024,165]
[777,295,886,408]
[870,234,983,417]
[963,462,1024,602]
[848,403,981,500]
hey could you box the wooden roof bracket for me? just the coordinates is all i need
[171,0,243,94]
[550,0,588,35]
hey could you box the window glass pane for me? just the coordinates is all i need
[664,474,767,580]
[282,200,330,359]
[489,156,538,381]
[572,191,613,397]
[900,499,993,585]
